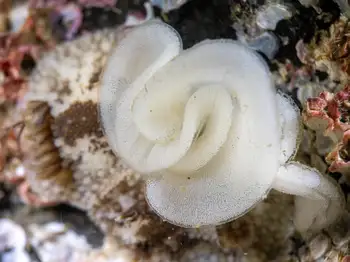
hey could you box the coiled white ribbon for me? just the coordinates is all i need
[99,20,344,231]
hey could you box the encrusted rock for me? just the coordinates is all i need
[186,226,218,243]
[23,28,134,210]
[88,174,188,253]
[217,216,255,251]
[308,233,331,259]
[215,190,295,261]
[301,17,350,82]
[325,212,350,249]
[245,191,294,261]
[179,242,233,262]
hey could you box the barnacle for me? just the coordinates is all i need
[99,20,344,231]
[22,101,72,186]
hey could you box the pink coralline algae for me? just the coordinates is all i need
[303,85,350,142]
[303,85,350,176]
[326,130,350,175]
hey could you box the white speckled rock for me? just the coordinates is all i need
[23,28,137,210]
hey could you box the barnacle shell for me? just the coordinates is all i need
[22,101,72,186]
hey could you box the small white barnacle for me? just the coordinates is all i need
[99,20,345,231]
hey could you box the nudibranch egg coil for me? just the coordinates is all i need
[99,20,344,230]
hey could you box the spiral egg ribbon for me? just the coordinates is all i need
[275,93,344,233]
[99,20,282,227]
